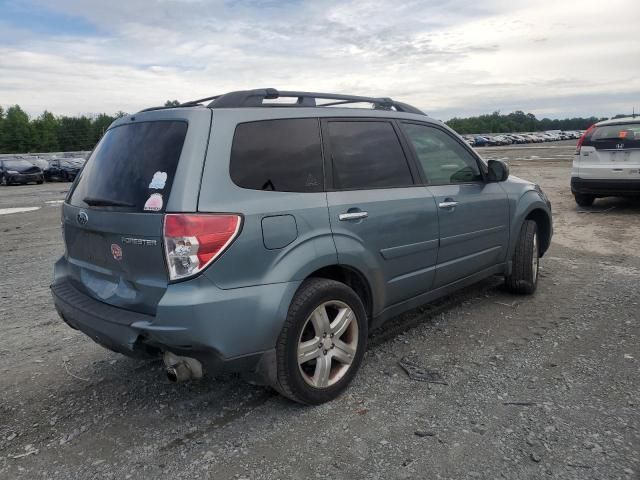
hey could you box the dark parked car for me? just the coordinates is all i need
[0,159,44,185]
[45,158,84,182]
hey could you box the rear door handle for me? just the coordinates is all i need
[438,201,458,209]
[339,211,368,221]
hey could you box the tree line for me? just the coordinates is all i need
[0,100,180,154]
[0,105,125,154]
[445,110,606,135]
[0,103,615,154]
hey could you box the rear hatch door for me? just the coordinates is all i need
[63,108,211,315]
[579,122,640,180]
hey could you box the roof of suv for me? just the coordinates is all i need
[138,88,427,117]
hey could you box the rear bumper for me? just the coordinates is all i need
[51,260,300,376]
[571,177,640,196]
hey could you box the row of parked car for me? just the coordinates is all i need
[462,130,585,147]
[0,155,86,185]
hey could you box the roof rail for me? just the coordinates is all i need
[138,88,426,115]
[138,96,221,113]
[208,89,426,115]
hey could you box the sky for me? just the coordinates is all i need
[0,0,638,120]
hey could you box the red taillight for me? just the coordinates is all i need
[576,124,596,153]
[163,214,242,280]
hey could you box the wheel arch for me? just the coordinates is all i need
[304,264,375,325]
[525,208,552,257]
[508,190,553,261]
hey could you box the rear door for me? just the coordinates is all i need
[577,122,640,180]
[63,109,211,314]
[323,119,439,308]
[400,122,509,288]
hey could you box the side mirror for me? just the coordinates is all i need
[487,159,510,182]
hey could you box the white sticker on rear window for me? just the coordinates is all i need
[143,193,163,212]
[149,171,168,190]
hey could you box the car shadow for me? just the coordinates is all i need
[578,196,640,214]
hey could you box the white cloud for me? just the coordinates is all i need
[0,0,638,119]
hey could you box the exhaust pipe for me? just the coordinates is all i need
[163,352,203,383]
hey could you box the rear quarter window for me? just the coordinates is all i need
[230,118,324,192]
[69,121,187,212]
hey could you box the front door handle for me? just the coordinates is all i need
[438,201,458,209]
[339,211,368,221]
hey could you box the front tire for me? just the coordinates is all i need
[574,194,595,207]
[275,278,368,405]
[0,175,7,186]
[505,220,539,294]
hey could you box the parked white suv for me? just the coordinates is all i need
[572,117,640,206]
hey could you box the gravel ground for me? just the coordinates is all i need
[0,140,638,480]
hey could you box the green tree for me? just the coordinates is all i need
[92,113,116,144]
[2,105,33,153]
[32,111,59,152]
[164,99,180,107]
[57,115,93,151]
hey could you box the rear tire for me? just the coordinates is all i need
[505,220,539,294]
[274,278,367,405]
[574,194,595,207]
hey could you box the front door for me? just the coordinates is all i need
[400,122,510,288]
[322,119,440,309]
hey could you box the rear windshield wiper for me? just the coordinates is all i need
[83,196,135,207]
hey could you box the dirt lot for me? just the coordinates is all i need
[1,140,638,480]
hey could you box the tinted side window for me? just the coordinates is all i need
[230,118,323,192]
[402,123,482,184]
[327,121,413,190]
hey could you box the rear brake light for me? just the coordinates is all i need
[576,124,596,153]
[163,214,242,281]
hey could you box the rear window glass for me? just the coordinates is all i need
[230,118,323,192]
[585,123,640,149]
[69,121,187,212]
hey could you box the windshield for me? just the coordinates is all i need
[61,160,83,167]
[69,121,188,212]
[3,159,34,169]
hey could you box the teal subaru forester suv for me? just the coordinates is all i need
[52,89,552,404]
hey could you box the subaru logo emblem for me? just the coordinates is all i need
[77,210,89,225]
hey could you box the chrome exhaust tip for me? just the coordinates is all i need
[163,352,203,383]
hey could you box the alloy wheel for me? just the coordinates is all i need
[297,300,359,388]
